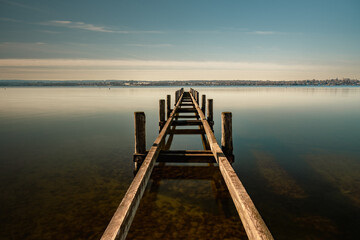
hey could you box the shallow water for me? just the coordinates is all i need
[0,87,359,239]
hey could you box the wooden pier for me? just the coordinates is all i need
[101,89,273,240]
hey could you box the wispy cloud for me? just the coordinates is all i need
[0,17,22,23]
[41,20,162,34]
[43,20,116,33]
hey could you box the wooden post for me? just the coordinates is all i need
[201,94,206,114]
[175,90,180,105]
[207,99,213,131]
[134,112,146,172]
[166,95,171,119]
[221,112,234,163]
[196,91,199,104]
[159,99,165,132]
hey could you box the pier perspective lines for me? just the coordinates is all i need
[101,88,273,240]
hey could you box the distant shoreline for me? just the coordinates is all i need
[0,79,359,87]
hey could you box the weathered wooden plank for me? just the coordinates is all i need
[160,150,212,154]
[177,108,197,112]
[157,155,216,163]
[176,115,198,118]
[189,91,273,240]
[180,103,193,106]
[133,150,213,156]
[168,129,205,134]
[171,120,202,126]
[100,91,184,240]
[133,152,215,163]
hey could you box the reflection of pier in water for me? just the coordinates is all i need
[101,89,273,240]
[150,164,234,217]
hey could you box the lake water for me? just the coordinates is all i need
[0,87,359,240]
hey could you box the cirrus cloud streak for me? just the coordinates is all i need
[41,20,162,34]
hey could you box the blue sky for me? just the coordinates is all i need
[0,0,359,80]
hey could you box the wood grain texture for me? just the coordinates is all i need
[159,99,165,132]
[201,94,206,114]
[189,91,273,240]
[166,95,171,119]
[101,92,184,240]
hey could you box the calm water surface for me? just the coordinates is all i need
[0,87,359,239]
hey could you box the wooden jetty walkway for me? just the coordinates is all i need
[101,89,273,240]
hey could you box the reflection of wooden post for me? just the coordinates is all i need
[166,95,171,119]
[222,112,234,163]
[201,94,206,114]
[207,99,213,131]
[159,99,165,132]
[134,112,146,172]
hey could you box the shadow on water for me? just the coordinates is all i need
[126,163,248,240]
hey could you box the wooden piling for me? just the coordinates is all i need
[201,94,206,114]
[134,112,146,171]
[103,88,273,240]
[175,91,178,104]
[196,91,199,104]
[207,99,213,130]
[221,112,234,163]
[189,92,273,240]
[159,99,165,132]
[166,95,171,119]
